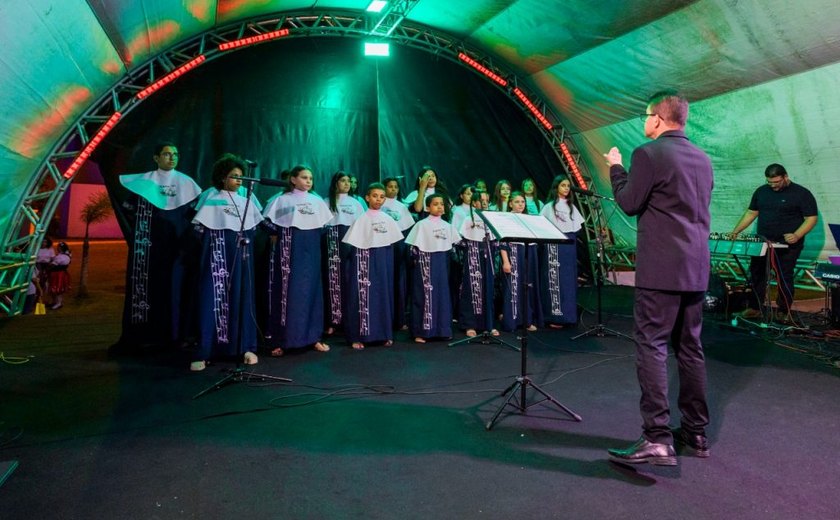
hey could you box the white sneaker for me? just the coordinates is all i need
[190,361,206,372]
[243,352,258,365]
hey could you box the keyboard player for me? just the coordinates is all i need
[730,164,818,321]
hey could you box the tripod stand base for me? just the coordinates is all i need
[486,376,582,430]
[571,323,633,341]
[448,332,520,351]
[193,367,292,399]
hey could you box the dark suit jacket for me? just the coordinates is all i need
[610,130,713,292]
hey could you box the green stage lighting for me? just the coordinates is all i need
[364,42,390,57]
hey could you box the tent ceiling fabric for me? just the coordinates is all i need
[1,0,839,256]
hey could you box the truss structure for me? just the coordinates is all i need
[0,9,619,316]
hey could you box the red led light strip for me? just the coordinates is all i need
[513,88,553,130]
[219,28,290,51]
[457,52,508,87]
[559,142,588,190]
[136,55,207,100]
[62,112,122,179]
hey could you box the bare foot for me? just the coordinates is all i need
[384,340,393,347]
[352,342,365,350]
[548,323,564,330]
[314,342,330,352]
[526,324,538,332]
[414,337,426,344]
[466,329,477,337]
[490,329,500,337]
[270,348,284,357]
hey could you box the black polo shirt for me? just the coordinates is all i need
[749,182,817,247]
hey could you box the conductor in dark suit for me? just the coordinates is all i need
[604,90,714,466]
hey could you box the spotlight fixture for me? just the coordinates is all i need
[364,42,390,57]
[366,1,388,13]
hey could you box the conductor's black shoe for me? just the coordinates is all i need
[608,437,677,466]
[674,428,710,458]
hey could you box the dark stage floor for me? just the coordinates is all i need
[1,241,839,519]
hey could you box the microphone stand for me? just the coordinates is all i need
[571,192,632,342]
[194,172,291,399]
[449,210,519,351]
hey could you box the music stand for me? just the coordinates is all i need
[478,211,582,430]
[194,172,291,399]
[449,211,519,351]
[571,193,633,341]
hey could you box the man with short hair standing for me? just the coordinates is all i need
[731,164,818,322]
[113,143,201,353]
[604,90,714,465]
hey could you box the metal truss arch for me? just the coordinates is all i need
[0,8,612,316]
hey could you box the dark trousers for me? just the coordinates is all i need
[747,246,801,312]
[633,288,710,444]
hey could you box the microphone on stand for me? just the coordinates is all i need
[244,159,258,167]
[239,176,287,188]
[570,185,614,201]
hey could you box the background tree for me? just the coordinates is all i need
[77,191,114,298]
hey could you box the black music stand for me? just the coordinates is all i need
[194,172,291,399]
[571,194,632,341]
[478,211,582,430]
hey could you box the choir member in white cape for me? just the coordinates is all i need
[457,193,499,337]
[449,184,474,323]
[189,154,263,371]
[539,174,583,328]
[115,142,201,353]
[382,177,415,330]
[405,193,461,343]
[341,183,404,350]
[262,165,332,356]
[324,171,366,334]
[499,192,543,332]
[403,166,452,220]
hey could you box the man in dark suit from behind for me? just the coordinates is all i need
[604,90,714,466]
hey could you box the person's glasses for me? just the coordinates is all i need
[638,113,658,121]
[159,152,179,158]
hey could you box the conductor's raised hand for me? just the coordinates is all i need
[604,146,623,167]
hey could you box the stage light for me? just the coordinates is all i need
[364,42,390,57]
[457,53,508,87]
[366,1,388,13]
[218,28,290,51]
[559,142,589,190]
[62,112,122,179]
[135,55,206,100]
[513,87,552,130]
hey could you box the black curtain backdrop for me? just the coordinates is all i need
[96,37,564,226]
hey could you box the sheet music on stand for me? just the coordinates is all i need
[479,211,571,243]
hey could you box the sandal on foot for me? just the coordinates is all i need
[243,352,258,365]
[352,342,365,350]
[314,342,330,352]
[270,348,284,357]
